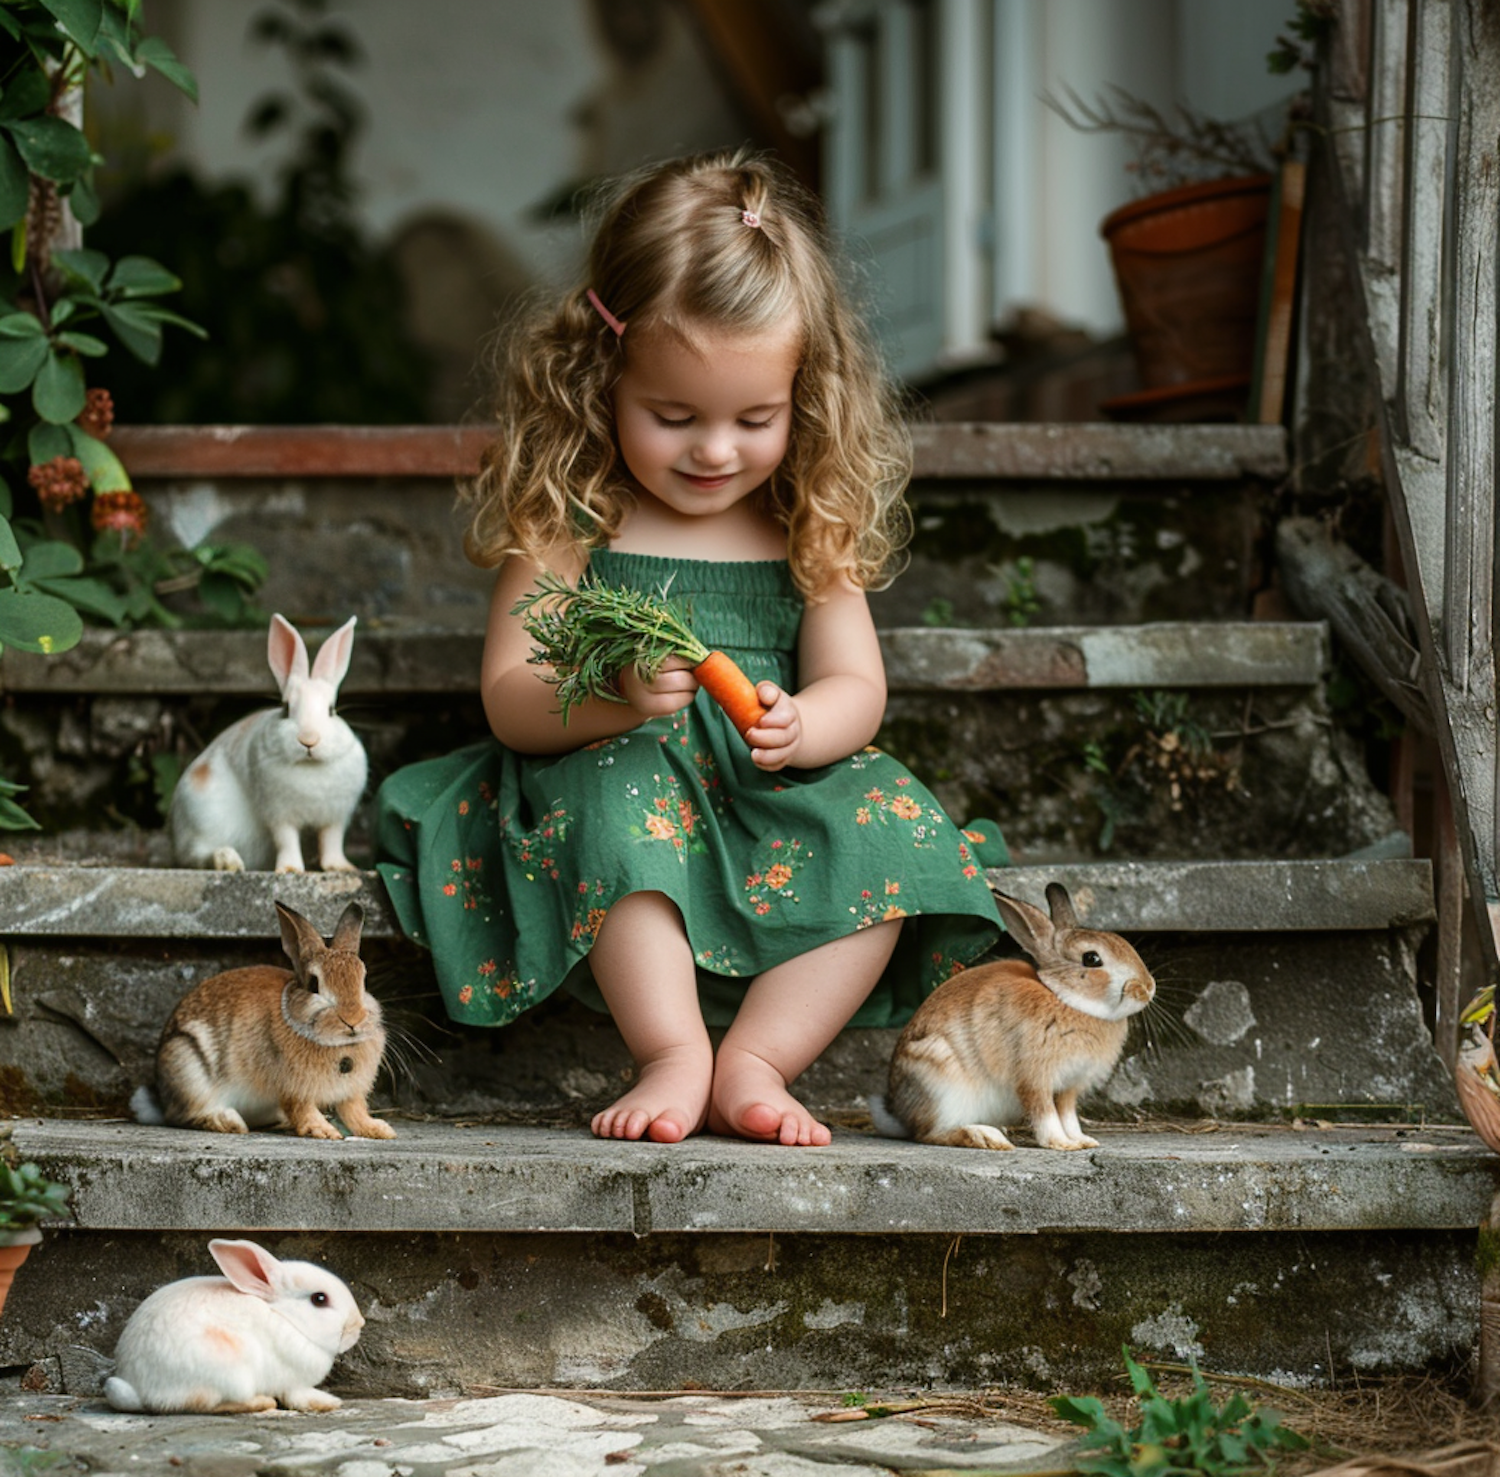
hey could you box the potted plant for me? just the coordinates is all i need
[1048,86,1295,421]
[0,1122,71,1320]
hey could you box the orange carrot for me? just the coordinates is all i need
[692,650,769,740]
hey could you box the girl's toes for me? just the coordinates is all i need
[646,1110,691,1144]
[738,1102,784,1139]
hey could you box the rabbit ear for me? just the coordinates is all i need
[276,901,326,982]
[989,888,1056,958]
[310,615,357,688]
[208,1239,283,1301]
[330,901,364,954]
[268,615,310,692]
[1045,882,1079,929]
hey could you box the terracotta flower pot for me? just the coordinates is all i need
[0,1229,40,1321]
[1101,173,1273,400]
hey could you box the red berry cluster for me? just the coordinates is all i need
[27,455,89,512]
[91,490,149,546]
[77,387,115,440]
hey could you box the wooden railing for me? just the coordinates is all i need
[1323,0,1499,1060]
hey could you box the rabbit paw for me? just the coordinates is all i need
[290,1110,344,1140]
[927,1124,1014,1151]
[283,1388,342,1412]
[1035,1131,1094,1151]
[211,847,246,872]
[339,1108,396,1139]
[198,1109,251,1134]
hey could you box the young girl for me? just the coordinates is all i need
[376,150,1006,1146]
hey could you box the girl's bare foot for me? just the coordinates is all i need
[707,1045,831,1146]
[591,1044,712,1143]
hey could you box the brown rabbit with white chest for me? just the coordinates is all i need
[868,882,1153,1150]
[133,901,394,1140]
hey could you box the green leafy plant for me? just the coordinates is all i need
[0,1124,70,1239]
[0,1,264,648]
[87,0,432,425]
[1051,1346,1309,1477]
[1133,690,1213,758]
[1267,1,1337,75]
[0,773,38,831]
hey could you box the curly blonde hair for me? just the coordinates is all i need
[464,149,912,597]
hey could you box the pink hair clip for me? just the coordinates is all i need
[741,209,761,229]
[586,287,626,337]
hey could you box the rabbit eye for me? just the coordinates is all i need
[307,971,321,994]
[311,1291,330,1307]
[1082,950,1103,968]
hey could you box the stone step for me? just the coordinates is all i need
[0,621,1327,695]
[0,1118,1486,1395]
[8,1119,1487,1237]
[111,421,1290,483]
[105,423,1283,633]
[0,857,1432,938]
[0,856,1457,1128]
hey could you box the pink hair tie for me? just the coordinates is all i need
[586,287,626,337]
[741,209,761,229]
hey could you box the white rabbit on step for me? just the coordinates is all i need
[170,614,367,873]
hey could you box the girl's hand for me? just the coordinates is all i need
[618,655,699,719]
[744,682,803,770]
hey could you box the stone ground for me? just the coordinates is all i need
[0,1387,1070,1476]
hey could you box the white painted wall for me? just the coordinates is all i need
[114,0,748,288]
[1027,0,1305,336]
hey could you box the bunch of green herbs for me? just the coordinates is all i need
[513,571,708,723]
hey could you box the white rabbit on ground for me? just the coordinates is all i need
[103,1238,365,1414]
[869,882,1155,1151]
[170,614,367,873]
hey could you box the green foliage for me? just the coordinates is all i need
[1003,555,1041,628]
[1051,1346,1310,1477]
[85,0,432,425]
[1132,690,1212,757]
[920,596,955,627]
[0,773,39,831]
[514,572,709,724]
[0,1124,70,1233]
[0,1,264,649]
[1081,738,1122,852]
[1267,1,1337,75]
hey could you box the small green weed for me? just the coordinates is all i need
[841,1391,870,1408]
[920,596,956,627]
[1051,1346,1309,1477]
[1003,555,1041,627]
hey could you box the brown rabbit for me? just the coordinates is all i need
[868,882,1154,1151]
[133,901,394,1140]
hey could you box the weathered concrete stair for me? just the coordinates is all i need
[2,1117,1490,1397]
[0,421,1483,1401]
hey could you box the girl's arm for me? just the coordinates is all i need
[482,554,695,753]
[746,577,887,771]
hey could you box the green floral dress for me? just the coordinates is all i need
[375,550,1007,1029]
